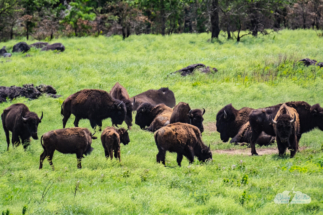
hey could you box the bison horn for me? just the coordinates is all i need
[92,131,96,136]
[40,112,43,121]
[272,119,277,124]
[224,110,227,119]
[133,97,135,106]
[22,117,28,122]
[209,144,210,149]
[202,108,205,115]
[117,101,123,109]
[290,114,296,123]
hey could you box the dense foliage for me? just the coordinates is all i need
[0,30,323,214]
[1,0,323,41]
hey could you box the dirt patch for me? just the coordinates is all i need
[213,146,307,156]
[205,122,217,132]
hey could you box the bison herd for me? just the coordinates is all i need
[1,82,323,169]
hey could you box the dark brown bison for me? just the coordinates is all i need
[0,46,7,56]
[216,104,254,142]
[1,103,43,150]
[154,122,212,166]
[39,128,97,169]
[130,87,176,110]
[13,42,30,53]
[101,127,130,161]
[41,43,65,52]
[272,104,300,158]
[61,89,126,131]
[110,82,133,129]
[230,122,275,146]
[249,101,323,155]
[135,103,173,132]
[170,102,205,133]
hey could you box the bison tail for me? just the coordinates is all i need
[154,131,159,147]
[60,103,64,116]
[40,135,44,148]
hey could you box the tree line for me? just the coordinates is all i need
[0,0,322,42]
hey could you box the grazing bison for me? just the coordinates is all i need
[230,122,275,147]
[39,128,96,169]
[249,101,323,155]
[135,103,173,132]
[0,46,7,56]
[272,104,300,158]
[29,42,48,49]
[1,103,43,150]
[130,87,176,110]
[110,82,133,129]
[216,104,254,142]
[154,122,212,166]
[170,102,205,133]
[61,89,126,130]
[13,42,30,53]
[41,43,65,52]
[101,127,130,161]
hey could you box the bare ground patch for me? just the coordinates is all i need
[205,122,217,132]
[213,146,307,156]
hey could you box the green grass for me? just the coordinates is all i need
[1,30,323,214]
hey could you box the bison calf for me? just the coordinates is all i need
[40,128,97,169]
[101,127,130,161]
[154,122,212,166]
[272,104,300,158]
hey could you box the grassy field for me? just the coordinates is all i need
[1,30,323,214]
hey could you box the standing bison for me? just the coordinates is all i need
[130,87,176,110]
[101,127,130,161]
[135,103,173,132]
[1,103,43,150]
[170,102,205,133]
[154,122,212,166]
[249,101,323,155]
[40,128,96,169]
[110,82,134,129]
[61,89,126,131]
[272,104,300,158]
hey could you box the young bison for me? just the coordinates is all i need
[39,128,97,169]
[272,104,300,158]
[154,122,212,166]
[101,127,130,161]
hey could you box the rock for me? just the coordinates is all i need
[171,64,218,76]
[13,42,30,53]
[41,43,65,52]
[29,42,49,49]
[2,53,11,58]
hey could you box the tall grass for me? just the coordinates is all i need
[0,30,323,214]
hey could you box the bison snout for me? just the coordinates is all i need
[32,133,38,140]
[280,138,288,143]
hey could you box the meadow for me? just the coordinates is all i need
[0,30,323,214]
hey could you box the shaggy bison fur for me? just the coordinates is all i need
[61,89,126,130]
[41,43,65,52]
[40,128,97,169]
[154,122,212,166]
[13,42,30,53]
[101,127,130,161]
[110,82,133,129]
[1,103,43,150]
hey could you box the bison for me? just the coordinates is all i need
[154,122,212,166]
[0,46,7,56]
[61,89,127,131]
[110,82,134,129]
[130,87,176,110]
[135,103,173,132]
[230,122,275,147]
[216,104,254,142]
[101,127,130,161]
[39,128,97,169]
[249,101,323,155]
[1,103,43,150]
[272,104,300,158]
[170,102,205,133]
[13,42,30,53]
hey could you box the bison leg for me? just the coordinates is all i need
[185,147,195,164]
[39,151,47,169]
[74,116,80,127]
[62,112,71,128]
[97,120,102,132]
[12,132,20,148]
[277,138,286,157]
[105,149,110,159]
[156,150,166,166]
[176,153,183,167]
[47,150,55,170]
[22,139,31,151]
[76,152,83,169]
[250,129,261,156]
[114,150,121,162]
[289,135,298,158]
[3,125,10,151]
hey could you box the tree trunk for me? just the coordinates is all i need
[250,3,259,37]
[26,22,29,40]
[211,0,220,39]
[10,26,13,40]
[274,9,281,28]
[160,0,166,35]
[227,25,231,39]
[122,27,126,40]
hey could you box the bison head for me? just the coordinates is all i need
[310,103,323,131]
[111,101,127,126]
[272,114,295,146]
[198,144,212,162]
[135,103,155,129]
[118,128,130,145]
[22,111,43,140]
[216,104,238,142]
[188,108,205,133]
